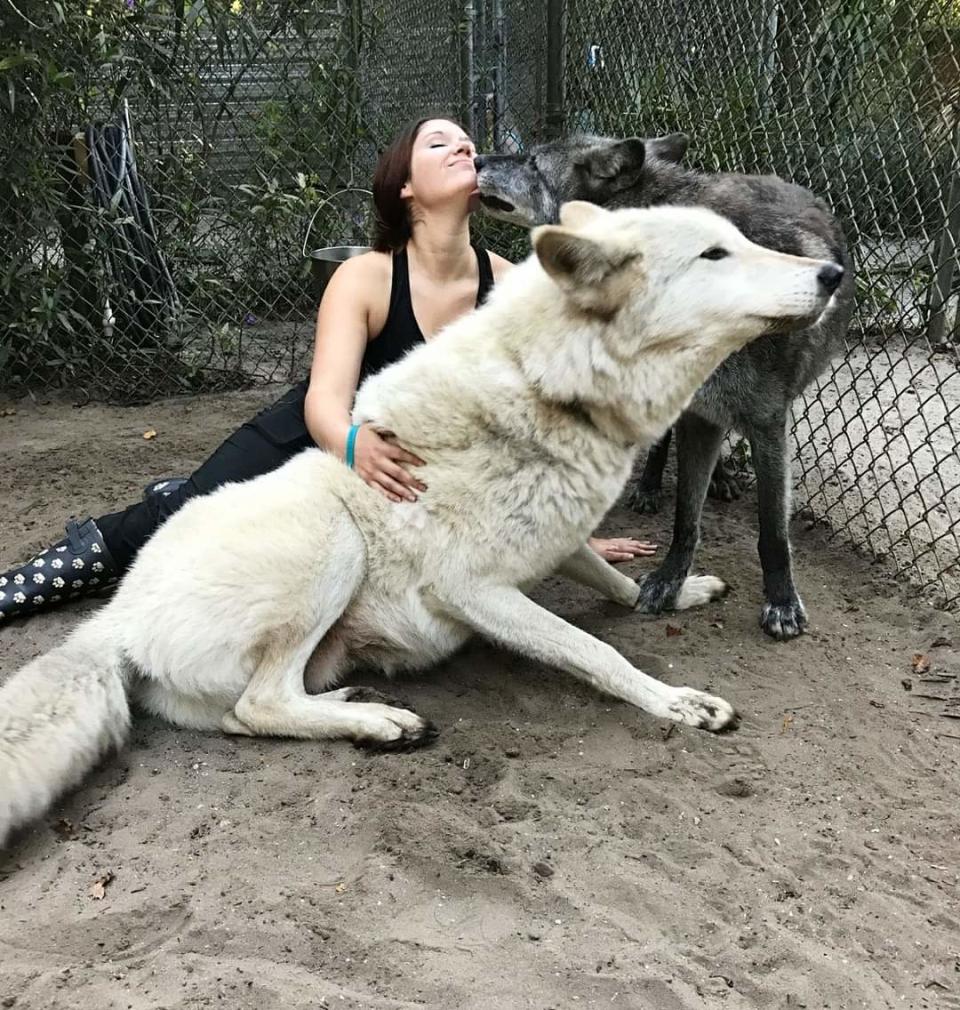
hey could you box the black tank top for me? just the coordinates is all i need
[358,244,494,383]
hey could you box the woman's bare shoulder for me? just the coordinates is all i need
[321,250,393,314]
[331,249,392,285]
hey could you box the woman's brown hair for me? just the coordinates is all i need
[371,115,469,253]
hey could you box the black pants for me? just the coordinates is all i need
[97,380,313,570]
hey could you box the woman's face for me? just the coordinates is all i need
[401,119,478,212]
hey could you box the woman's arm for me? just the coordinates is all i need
[303,254,377,452]
[304,255,425,503]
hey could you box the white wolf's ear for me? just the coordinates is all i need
[533,224,642,313]
[646,133,688,164]
[558,200,610,231]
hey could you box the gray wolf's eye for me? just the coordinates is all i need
[700,247,730,261]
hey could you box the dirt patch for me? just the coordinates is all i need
[1,388,958,1010]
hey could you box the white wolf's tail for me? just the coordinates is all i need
[0,611,129,847]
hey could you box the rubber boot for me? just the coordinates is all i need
[142,477,188,500]
[0,517,121,622]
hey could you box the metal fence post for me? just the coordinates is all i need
[492,0,506,150]
[545,0,565,138]
[460,0,477,137]
[758,0,780,123]
[927,117,960,346]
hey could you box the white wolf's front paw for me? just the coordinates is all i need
[667,687,739,732]
[351,703,439,752]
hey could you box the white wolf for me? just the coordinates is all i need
[0,202,842,846]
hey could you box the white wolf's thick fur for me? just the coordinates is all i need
[0,203,837,846]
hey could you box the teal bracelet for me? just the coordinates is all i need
[345,423,361,469]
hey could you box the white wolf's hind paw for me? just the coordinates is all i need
[667,687,740,733]
[221,711,254,736]
[675,575,728,610]
[352,703,439,752]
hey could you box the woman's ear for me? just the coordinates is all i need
[400,179,413,200]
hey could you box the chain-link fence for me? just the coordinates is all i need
[1,0,958,607]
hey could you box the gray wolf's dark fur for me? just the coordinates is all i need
[475,134,855,639]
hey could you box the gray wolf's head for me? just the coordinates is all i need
[531,201,843,349]
[475,134,687,226]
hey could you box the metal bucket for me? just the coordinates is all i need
[308,245,371,301]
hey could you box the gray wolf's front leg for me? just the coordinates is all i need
[636,412,726,614]
[628,428,672,514]
[433,583,738,732]
[557,544,641,607]
[749,420,807,640]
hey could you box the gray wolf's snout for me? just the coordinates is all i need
[473,155,488,171]
[817,263,844,295]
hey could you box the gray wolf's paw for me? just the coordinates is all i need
[760,599,807,640]
[635,573,681,613]
[627,483,662,515]
[668,687,740,733]
[707,460,743,502]
[352,703,439,752]
[676,575,729,610]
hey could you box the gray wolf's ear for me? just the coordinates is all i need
[532,224,641,312]
[558,200,610,230]
[580,137,646,186]
[646,133,688,164]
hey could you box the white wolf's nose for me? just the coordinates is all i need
[817,263,844,295]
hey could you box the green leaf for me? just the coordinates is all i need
[0,54,36,73]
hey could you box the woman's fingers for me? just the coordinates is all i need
[376,485,404,504]
[379,449,426,490]
[379,461,420,498]
[613,537,658,556]
[370,475,409,503]
[591,537,659,563]
[386,442,427,469]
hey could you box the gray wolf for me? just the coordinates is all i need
[475,134,855,640]
[0,202,841,847]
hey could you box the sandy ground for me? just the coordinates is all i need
[0,387,959,1010]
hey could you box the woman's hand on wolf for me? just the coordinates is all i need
[588,536,658,564]
[353,424,427,503]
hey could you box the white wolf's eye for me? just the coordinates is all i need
[700,246,730,261]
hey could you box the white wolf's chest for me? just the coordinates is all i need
[334,457,626,676]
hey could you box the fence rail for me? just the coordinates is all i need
[1,0,958,606]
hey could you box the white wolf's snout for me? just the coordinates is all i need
[747,245,844,326]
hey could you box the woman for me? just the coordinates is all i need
[0,117,654,621]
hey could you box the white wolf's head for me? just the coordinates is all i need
[532,201,843,352]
